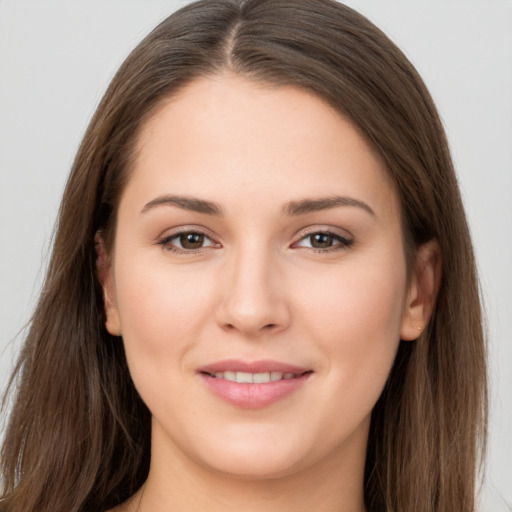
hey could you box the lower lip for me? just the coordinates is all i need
[200,373,312,409]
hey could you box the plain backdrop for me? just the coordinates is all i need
[1,1,511,510]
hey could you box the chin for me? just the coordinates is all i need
[201,450,305,481]
[187,424,321,480]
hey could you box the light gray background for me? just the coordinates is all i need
[1,1,511,510]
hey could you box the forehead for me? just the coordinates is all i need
[124,73,400,221]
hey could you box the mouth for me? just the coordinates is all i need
[198,360,313,408]
[201,370,311,383]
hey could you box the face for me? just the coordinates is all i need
[102,74,427,481]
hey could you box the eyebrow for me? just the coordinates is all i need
[140,194,375,217]
[283,196,376,217]
[141,195,223,215]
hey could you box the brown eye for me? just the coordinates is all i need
[179,232,205,249]
[294,231,354,251]
[159,231,217,252]
[309,233,334,249]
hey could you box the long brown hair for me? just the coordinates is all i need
[1,1,487,510]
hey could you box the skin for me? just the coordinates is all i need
[103,74,440,512]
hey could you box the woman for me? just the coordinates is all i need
[0,1,487,511]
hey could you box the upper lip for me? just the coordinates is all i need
[198,359,311,375]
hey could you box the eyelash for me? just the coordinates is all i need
[292,230,354,253]
[157,229,354,254]
[158,229,218,254]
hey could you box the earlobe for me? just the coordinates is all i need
[94,232,122,336]
[400,240,442,341]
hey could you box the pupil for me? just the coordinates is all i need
[180,233,204,249]
[311,233,332,248]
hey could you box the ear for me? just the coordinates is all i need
[95,232,122,336]
[400,240,442,340]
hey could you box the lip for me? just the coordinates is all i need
[199,359,310,375]
[198,359,313,409]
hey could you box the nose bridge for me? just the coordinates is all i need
[217,237,289,336]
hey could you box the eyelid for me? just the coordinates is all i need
[291,226,354,251]
[155,224,353,253]
[156,225,221,253]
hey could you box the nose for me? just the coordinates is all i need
[215,243,291,338]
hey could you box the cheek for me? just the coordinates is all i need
[113,256,216,377]
[299,255,406,334]
[296,257,406,402]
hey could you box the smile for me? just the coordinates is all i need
[198,360,313,408]
[205,371,302,383]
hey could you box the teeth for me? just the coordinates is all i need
[253,372,269,383]
[224,371,236,382]
[237,371,253,383]
[211,371,298,383]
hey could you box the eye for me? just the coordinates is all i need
[293,231,353,251]
[159,230,217,252]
